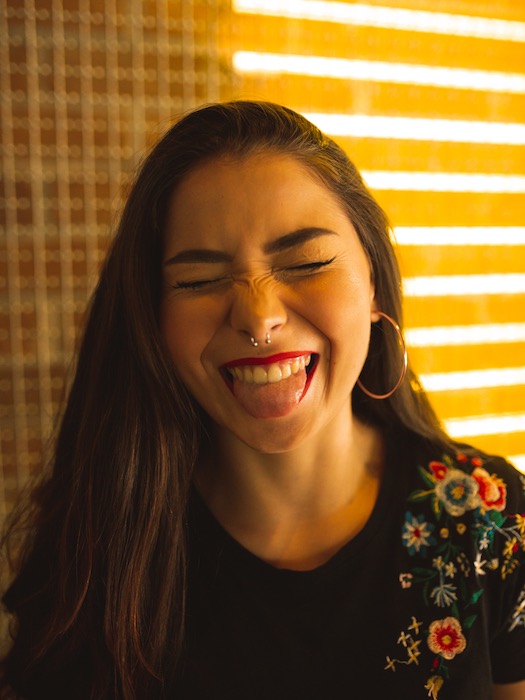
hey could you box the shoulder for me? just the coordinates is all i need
[407,439,525,518]
[399,439,525,586]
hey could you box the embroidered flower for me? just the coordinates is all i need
[432,556,444,570]
[509,588,525,631]
[456,523,466,535]
[503,537,519,558]
[430,582,458,607]
[427,617,467,660]
[472,467,507,511]
[444,561,456,578]
[474,552,487,576]
[435,469,480,516]
[430,461,448,480]
[425,675,444,699]
[400,572,413,589]
[402,512,436,555]
[456,552,471,576]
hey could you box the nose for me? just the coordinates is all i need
[229,275,287,345]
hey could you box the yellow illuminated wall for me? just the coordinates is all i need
[227,0,525,471]
[1,0,524,524]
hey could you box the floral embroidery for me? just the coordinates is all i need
[424,675,444,700]
[435,468,479,517]
[384,617,424,671]
[399,572,413,589]
[430,581,457,607]
[386,451,525,698]
[402,512,436,555]
[509,586,525,631]
[472,467,507,511]
[427,617,466,660]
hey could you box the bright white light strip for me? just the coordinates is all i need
[233,0,525,43]
[406,323,525,347]
[420,367,525,392]
[445,413,525,437]
[302,113,525,145]
[394,227,525,246]
[233,52,525,94]
[509,454,525,473]
[404,274,525,297]
[362,171,525,192]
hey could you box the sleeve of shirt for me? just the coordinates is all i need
[486,457,525,684]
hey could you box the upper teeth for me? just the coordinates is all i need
[230,355,311,385]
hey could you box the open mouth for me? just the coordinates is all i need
[220,352,319,389]
[220,352,319,419]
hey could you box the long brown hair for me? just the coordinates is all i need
[1,101,449,698]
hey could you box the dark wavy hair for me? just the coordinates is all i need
[0,101,449,699]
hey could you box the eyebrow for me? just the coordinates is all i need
[163,227,337,266]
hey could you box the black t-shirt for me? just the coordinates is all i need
[178,436,525,699]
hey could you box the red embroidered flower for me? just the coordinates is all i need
[427,617,466,660]
[472,467,507,511]
[430,461,448,480]
[471,456,483,468]
[456,453,468,463]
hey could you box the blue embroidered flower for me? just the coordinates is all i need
[402,511,436,555]
[435,469,479,517]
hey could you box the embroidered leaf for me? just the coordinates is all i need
[409,488,433,502]
[463,614,477,629]
[418,465,438,488]
[489,511,506,528]
[443,454,454,470]
[412,567,436,578]
[468,589,484,606]
[432,496,443,518]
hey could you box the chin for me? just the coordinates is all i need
[230,416,318,455]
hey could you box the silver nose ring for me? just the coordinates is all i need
[249,333,271,347]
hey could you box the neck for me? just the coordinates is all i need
[194,411,385,570]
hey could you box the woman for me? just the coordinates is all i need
[1,101,524,699]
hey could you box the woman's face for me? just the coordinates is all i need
[160,152,379,453]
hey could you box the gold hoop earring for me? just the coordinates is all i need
[357,311,408,400]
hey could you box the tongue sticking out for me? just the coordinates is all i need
[232,368,308,419]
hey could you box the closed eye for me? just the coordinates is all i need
[170,277,228,291]
[278,257,336,276]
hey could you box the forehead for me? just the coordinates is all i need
[163,151,357,251]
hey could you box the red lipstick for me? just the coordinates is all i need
[222,351,315,368]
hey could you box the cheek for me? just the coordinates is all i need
[299,270,374,332]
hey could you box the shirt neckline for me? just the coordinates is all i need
[189,428,409,582]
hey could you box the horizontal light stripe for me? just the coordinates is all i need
[303,113,525,145]
[406,323,525,347]
[362,171,525,192]
[404,274,525,297]
[420,367,525,392]
[233,52,525,94]
[445,413,525,437]
[394,227,525,246]
[233,0,525,42]
[508,454,525,473]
